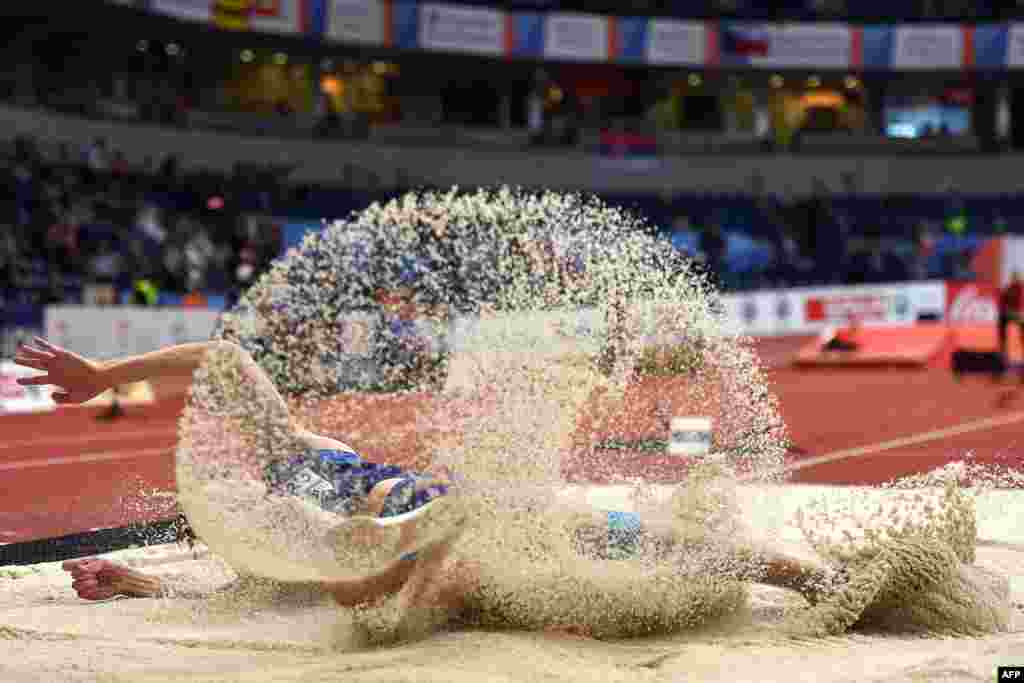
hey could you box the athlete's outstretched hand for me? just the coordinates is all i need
[13,337,107,405]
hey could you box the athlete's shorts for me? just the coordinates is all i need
[379,475,450,518]
[264,447,449,518]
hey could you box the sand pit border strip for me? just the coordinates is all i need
[0,519,183,567]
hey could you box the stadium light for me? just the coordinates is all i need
[166,43,180,57]
[688,73,702,87]
[240,49,254,63]
[136,40,148,52]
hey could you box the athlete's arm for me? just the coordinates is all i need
[15,338,234,404]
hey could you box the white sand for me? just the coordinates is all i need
[1,485,1021,683]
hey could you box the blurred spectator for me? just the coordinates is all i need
[908,222,936,280]
[13,153,34,230]
[158,154,180,183]
[184,224,216,290]
[804,179,845,283]
[993,213,1009,235]
[949,250,974,280]
[998,271,1024,364]
[46,198,80,273]
[527,81,546,146]
[86,237,123,286]
[668,214,699,259]
[86,137,109,172]
[182,289,208,308]
[110,151,129,176]
[765,230,815,286]
[847,239,908,284]
[700,222,727,278]
[135,203,166,249]
[0,230,18,292]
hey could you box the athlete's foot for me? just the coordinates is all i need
[62,558,163,600]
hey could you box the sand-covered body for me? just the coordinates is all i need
[1,484,1021,683]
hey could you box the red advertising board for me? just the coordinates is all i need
[804,293,904,323]
[945,281,999,324]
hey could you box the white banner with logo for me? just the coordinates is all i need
[646,19,706,66]
[149,1,302,33]
[544,13,609,62]
[721,281,947,337]
[325,0,386,45]
[723,22,856,68]
[945,281,1000,324]
[0,361,55,414]
[419,3,506,56]
[247,0,304,35]
[149,0,212,22]
[1007,24,1024,68]
[891,25,964,70]
[45,307,221,360]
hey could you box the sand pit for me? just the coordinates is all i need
[1,485,1021,683]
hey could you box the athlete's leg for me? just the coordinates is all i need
[64,520,465,608]
[324,519,466,608]
[570,510,835,603]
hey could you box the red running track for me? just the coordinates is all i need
[2,338,1023,545]
[0,403,181,544]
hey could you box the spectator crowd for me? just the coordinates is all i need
[1,128,1007,316]
[1,135,283,310]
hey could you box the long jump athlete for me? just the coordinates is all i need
[16,338,837,629]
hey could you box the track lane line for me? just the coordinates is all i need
[0,447,173,471]
[780,410,1024,475]
[0,429,178,452]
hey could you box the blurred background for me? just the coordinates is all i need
[5,0,1024,561]
[4,0,1024,337]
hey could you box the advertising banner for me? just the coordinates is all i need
[0,361,55,414]
[149,0,303,33]
[801,282,945,326]
[1005,24,1024,68]
[323,0,388,45]
[721,282,946,337]
[247,0,304,35]
[509,12,544,57]
[418,2,507,55]
[210,0,303,34]
[45,307,221,360]
[890,25,965,70]
[719,22,859,68]
[946,281,999,325]
[543,12,610,62]
[148,0,213,22]
[644,19,708,66]
[973,24,1011,70]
